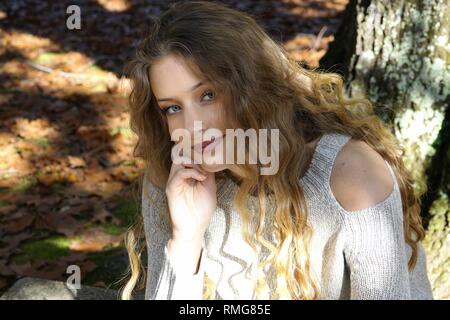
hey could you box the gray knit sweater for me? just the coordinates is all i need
[142,132,434,300]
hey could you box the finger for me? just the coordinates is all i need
[172,153,209,175]
[174,150,208,175]
[169,160,202,186]
[189,162,208,176]
[169,155,193,176]
[175,168,207,182]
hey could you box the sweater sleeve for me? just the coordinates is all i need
[142,177,206,300]
[341,200,412,300]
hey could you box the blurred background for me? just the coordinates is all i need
[0,0,448,299]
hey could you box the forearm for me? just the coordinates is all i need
[167,236,204,275]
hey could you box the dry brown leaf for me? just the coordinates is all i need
[67,156,86,168]
[40,211,83,237]
[1,213,35,234]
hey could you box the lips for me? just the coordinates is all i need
[202,134,225,153]
[192,134,225,153]
[202,137,215,150]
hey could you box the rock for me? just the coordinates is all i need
[0,277,144,300]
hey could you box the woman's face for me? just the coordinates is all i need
[149,54,236,173]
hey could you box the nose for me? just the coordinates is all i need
[182,106,205,148]
[182,100,198,127]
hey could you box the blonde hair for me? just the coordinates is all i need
[119,0,425,300]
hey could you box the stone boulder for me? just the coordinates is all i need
[0,277,144,300]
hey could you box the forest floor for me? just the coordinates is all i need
[0,0,348,294]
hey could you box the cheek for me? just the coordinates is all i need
[168,121,184,143]
[206,104,230,128]
[167,120,185,143]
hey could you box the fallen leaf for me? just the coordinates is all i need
[67,156,86,168]
[1,213,35,234]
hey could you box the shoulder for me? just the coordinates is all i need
[330,138,395,212]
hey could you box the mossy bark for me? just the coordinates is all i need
[320,0,449,299]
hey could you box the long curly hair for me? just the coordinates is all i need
[119,0,425,300]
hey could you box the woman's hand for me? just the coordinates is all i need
[165,146,217,243]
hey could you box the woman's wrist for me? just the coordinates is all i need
[167,236,204,275]
[171,231,205,245]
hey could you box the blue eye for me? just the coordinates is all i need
[162,105,181,115]
[201,90,215,101]
[162,90,215,116]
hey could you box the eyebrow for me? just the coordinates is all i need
[156,80,205,102]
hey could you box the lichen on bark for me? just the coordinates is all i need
[320,0,450,299]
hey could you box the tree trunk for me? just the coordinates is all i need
[319,0,449,299]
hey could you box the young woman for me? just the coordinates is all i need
[120,1,433,300]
